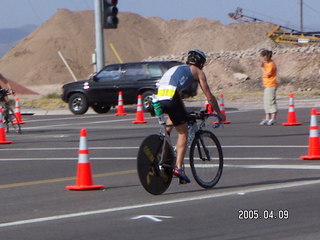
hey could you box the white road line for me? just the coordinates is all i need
[0,147,139,151]
[22,119,138,129]
[0,157,135,161]
[223,145,307,148]
[23,117,155,129]
[225,164,320,170]
[0,157,301,161]
[25,115,115,123]
[224,157,299,160]
[0,145,307,151]
[2,178,320,228]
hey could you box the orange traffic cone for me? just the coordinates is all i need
[132,95,147,124]
[0,107,12,144]
[114,91,127,116]
[66,128,104,190]
[214,93,231,124]
[282,93,302,126]
[13,98,26,124]
[204,98,212,114]
[300,108,320,160]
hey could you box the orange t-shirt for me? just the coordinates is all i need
[262,60,277,88]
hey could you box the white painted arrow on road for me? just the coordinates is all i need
[131,215,173,222]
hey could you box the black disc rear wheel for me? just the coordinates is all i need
[137,134,175,195]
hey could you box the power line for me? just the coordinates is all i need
[26,0,42,24]
[301,0,320,31]
[242,1,320,32]
[82,0,92,9]
[303,0,320,15]
[242,8,299,30]
[74,0,94,11]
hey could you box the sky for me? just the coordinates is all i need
[0,0,320,32]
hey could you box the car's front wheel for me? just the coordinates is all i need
[68,93,89,115]
[92,104,111,114]
[141,91,154,112]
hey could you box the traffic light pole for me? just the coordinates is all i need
[94,0,105,72]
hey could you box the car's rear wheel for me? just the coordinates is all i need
[92,104,111,114]
[141,91,154,112]
[69,93,89,115]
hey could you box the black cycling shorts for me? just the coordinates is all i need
[159,92,188,126]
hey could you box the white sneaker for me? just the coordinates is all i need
[267,119,276,125]
[259,119,268,125]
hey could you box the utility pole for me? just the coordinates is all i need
[300,0,304,32]
[94,0,104,72]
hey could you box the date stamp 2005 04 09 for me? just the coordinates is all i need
[238,209,289,220]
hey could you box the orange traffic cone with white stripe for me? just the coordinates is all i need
[204,98,212,114]
[13,98,25,124]
[66,128,104,190]
[132,95,147,124]
[282,93,302,126]
[114,91,127,116]
[300,108,320,160]
[0,107,12,144]
[214,93,231,124]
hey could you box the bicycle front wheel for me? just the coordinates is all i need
[189,130,223,188]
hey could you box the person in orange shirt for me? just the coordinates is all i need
[259,50,278,125]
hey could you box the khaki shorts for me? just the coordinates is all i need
[264,87,277,114]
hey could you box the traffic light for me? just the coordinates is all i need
[103,0,119,29]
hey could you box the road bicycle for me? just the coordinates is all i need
[0,89,21,134]
[137,109,223,195]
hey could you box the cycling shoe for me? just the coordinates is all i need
[173,168,191,184]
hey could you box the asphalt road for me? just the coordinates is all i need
[1,106,320,240]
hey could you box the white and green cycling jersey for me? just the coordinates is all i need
[156,65,197,101]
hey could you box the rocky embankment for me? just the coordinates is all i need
[145,42,320,93]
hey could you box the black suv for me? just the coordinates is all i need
[61,61,183,114]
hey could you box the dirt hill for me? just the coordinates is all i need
[0,9,319,95]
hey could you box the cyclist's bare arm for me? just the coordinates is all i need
[190,66,225,121]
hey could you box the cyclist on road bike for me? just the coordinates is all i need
[155,49,225,184]
[0,73,14,103]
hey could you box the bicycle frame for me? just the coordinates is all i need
[156,111,220,166]
[187,112,220,145]
[157,115,174,167]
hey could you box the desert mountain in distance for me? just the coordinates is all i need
[0,24,37,57]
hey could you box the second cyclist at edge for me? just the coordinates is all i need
[155,49,226,184]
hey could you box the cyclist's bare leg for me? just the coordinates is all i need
[165,118,174,135]
[174,122,188,169]
[165,118,188,169]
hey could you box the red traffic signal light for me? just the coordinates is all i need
[103,0,119,29]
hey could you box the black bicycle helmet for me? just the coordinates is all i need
[186,49,206,69]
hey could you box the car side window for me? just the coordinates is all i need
[96,65,121,81]
[123,64,147,81]
[147,64,163,78]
